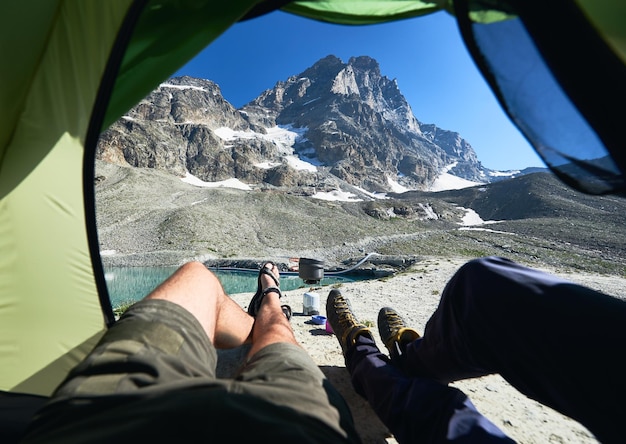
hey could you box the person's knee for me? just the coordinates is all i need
[178,261,221,281]
[179,261,209,273]
[445,256,515,305]
[173,262,224,295]
[458,256,513,278]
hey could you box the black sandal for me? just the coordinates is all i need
[281,304,293,321]
[248,262,291,318]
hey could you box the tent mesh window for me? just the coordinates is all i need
[455,0,626,195]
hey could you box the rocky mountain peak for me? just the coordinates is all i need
[299,54,345,80]
[97,55,513,196]
[348,55,380,71]
[329,55,384,98]
[331,63,360,96]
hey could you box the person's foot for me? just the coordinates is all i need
[259,262,280,296]
[248,262,281,315]
[377,307,420,362]
[326,289,371,354]
[248,262,291,320]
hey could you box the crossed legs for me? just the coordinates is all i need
[404,256,626,443]
[23,261,359,442]
[146,261,254,349]
[330,256,626,444]
[145,261,297,357]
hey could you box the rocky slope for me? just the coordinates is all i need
[95,160,626,277]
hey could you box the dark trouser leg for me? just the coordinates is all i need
[346,334,514,443]
[405,256,626,443]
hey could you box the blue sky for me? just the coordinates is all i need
[176,10,544,171]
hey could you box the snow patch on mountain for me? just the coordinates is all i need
[457,207,502,227]
[353,186,389,200]
[160,83,208,93]
[215,124,315,169]
[429,163,484,191]
[419,203,439,220]
[181,172,251,191]
[489,170,521,177]
[286,155,317,172]
[387,177,411,193]
[312,189,363,202]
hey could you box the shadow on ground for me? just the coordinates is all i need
[320,365,395,443]
[216,348,394,443]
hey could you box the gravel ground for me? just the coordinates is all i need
[222,257,624,443]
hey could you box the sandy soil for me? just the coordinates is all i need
[224,256,625,443]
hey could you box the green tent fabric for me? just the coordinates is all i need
[1,0,624,398]
[282,1,447,25]
[0,0,133,395]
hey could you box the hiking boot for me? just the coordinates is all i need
[378,307,420,362]
[326,289,371,354]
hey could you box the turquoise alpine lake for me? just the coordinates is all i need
[105,266,365,308]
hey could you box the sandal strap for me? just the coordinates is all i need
[281,304,292,321]
[262,286,282,298]
[260,263,280,287]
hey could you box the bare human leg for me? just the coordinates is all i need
[145,261,254,349]
[247,263,298,358]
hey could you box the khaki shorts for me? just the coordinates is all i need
[51,299,354,439]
